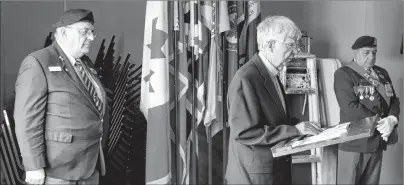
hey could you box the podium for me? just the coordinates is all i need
[271,116,378,157]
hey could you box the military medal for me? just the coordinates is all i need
[369,86,375,101]
[364,86,370,99]
[358,87,364,99]
[353,86,359,96]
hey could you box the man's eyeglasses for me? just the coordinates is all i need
[272,40,301,52]
[65,27,97,37]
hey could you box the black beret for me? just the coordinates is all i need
[351,35,377,50]
[53,9,94,28]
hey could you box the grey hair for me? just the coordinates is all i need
[257,15,302,51]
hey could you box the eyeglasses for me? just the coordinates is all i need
[65,27,97,37]
[272,40,301,52]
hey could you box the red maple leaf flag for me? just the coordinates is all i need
[141,1,172,184]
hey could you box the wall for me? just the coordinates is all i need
[261,1,403,184]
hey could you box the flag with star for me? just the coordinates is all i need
[141,1,172,184]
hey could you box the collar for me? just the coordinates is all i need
[56,40,78,66]
[258,51,281,77]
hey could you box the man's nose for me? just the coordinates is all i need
[368,53,375,60]
[87,34,95,41]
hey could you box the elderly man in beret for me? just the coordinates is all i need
[14,9,108,184]
[334,35,400,185]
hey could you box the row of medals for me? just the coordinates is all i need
[355,85,375,101]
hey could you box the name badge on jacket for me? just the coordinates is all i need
[48,66,62,72]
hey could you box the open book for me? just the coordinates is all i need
[271,115,378,157]
[290,122,350,148]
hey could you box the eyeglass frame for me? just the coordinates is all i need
[65,26,97,38]
[269,40,301,52]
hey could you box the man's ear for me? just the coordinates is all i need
[353,50,359,61]
[269,41,275,53]
[60,27,68,38]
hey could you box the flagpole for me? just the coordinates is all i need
[173,1,180,184]
[207,1,217,184]
[190,2,197,184]
[222,3,230,183]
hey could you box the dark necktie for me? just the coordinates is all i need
[75,61,103,113]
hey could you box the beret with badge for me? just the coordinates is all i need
[352,35,377,50]
[53,9,94,28]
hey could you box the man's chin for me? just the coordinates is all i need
[81,48,90,54]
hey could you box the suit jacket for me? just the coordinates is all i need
[333,63,400,153]
[14,42,109,180]
[225,54,301,185]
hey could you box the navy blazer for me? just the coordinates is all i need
[226,54,300,184]
[14,42,109,180]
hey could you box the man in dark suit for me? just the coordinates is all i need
[14,9,108,185]
[225,15,322,185]
[334,36,400,185]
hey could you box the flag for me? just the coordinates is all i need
[184,1,206,126]
[141,1,172,184]
[203,1,230,137]
[225,1,242,86]
[169,1,189,184]
[238,0,261,68]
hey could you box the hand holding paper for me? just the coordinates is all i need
[295,121,322,136]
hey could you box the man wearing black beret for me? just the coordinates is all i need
[14,9,108,184]
[334,36,400,185]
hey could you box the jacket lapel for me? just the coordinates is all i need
[51,42,101,116]
[252,55,287,117]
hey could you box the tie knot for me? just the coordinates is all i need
[75,60,82,66]
[74,61,85,72]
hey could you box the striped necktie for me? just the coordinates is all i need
[74,61,103,113]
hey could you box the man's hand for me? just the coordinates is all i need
[295,121,323,136]
[376,116,397,141]
[25,168,45,185]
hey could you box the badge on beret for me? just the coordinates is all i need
[373,38,377,46]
